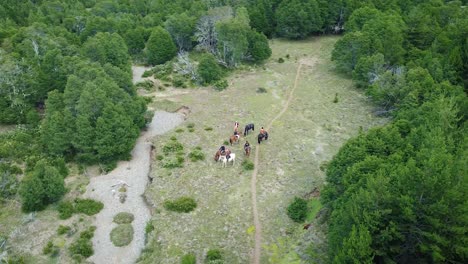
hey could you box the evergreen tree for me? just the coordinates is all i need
[146,26,177,65]
[247,31,272,63]
[197,54,222,84]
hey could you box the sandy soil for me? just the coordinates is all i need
[84,66,185,264]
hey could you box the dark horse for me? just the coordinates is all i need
[257,132,269,144]
[243,123,255,136]
[244,145,251,157]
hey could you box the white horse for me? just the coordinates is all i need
[219,153,236,167]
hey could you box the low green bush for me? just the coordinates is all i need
[333,93,339,103]
[172,75,187,88]
[213,80,228,91]
[256,87,267,93]
[204,127,213,131]
[188,149,205,162]
[206,249,222,262]
[113,212,134,224]
[164,197,197,213]
[186,123,195,129]
[181,253,196,264]
[156,155,164,161]
[175,128,184,133]
[69,226,96,258]
[58,201,74,219]
[57,225,71,235]
[287,197,308,223]
[163,141,184,155]
[110,224,134,247]
[75,199,104,216]
[162,157,184,169]
[242,160,254,171]
[43,241,54,255]
[278,57,284,63]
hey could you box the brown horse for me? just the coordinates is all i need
[244,145,251,157]
[229,134,240,145]
[214,149,231,161]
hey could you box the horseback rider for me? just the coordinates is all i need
[244,141,250,149]
[234,121,239,130]
[219,145,226,155]
[260,127,265,135]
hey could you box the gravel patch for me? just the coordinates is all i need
[85,111,184,264]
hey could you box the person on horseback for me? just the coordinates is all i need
[234,130,240,140]
[260,127,265,135]
[244,141,250,148]
[234,121,239,130]
[219,145,226,155]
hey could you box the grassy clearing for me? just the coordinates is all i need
[141,36,386,263]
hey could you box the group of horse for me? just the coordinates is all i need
[214,123,269,167]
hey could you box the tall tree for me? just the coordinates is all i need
[146,26,177,65]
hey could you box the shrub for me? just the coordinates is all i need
[278,57,284,63]
[58,201,75,219]
[175,128,184,133]
[198,54,222,84]
[162,141,184,155]
[136,80,154,91]
[69,227,95,258]
[286,54,290,59]
[181,253,196,264]
[287,197,308,223]
[57,225,71,235]
[188,128,195,132]
[162,157,184,169]
[213,80,228,91]
[113,212,134,224]
[206,249,222,262]
[256,87,267,93]
[110,224,134,247]
[145,221,154,234]
[204,127,213,131]
[242,160,254,171]
[43,241,54,255]
[156,155,164,161]
[74,199,104,216]
[146,27,177,65]
[164,197,197,213]
[188,149,205,162]
[333,93,339,103]
[172,75,186,88]
[186,123,195,129]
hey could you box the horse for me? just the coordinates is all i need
[244,123,255,136]
[214,149,231,161]
[258,131,269,144]
[244,145,251,157]
[229,134,240,145]
[219,153,236,167]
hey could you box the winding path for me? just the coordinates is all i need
[251,59,314,263]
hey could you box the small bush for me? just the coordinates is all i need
[256,87,267,93]
[145,221,154,234]
[113,212,134,224]
[333,93,339,103]
[189,149,205,162]
[110,224,134,247]
[136,80,154,91]
[204,127,213,131]
[285,54,290,59]
[58,201,74,219]
[164,197,197,213]
[242,160,254,171]
[278,57,284,63]
[213,80,228,91]
[162,157,184,169]
[69,227,95,258]
[188,128,195,132]
[142,70,153,78]
[181,253,196,264]
[172,75,186,88]
[163,141,184,155]
[175,128,184,133]
[223,140,229,145]
[75,199,104,216]
[156,155,164,161]
[170,136,177,141]
[43,241,54,255]
[206,249,222,262]
[287,197,308,223]
[186,123,195,129]
[57,225,71,235]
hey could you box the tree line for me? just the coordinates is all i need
[322,0,467,263]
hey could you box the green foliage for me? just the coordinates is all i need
[57,225,72,235]
[181,253,196,264]
[146,26,177,65]
[247,31,271,63]
[275,0,323,39]
[145,221,154,234]
[74,198,104,216]
[277,58,284,63]
[113,212,134,224]
[58,201,74,219]
[82,32,130,71]
[42,241,56,255]
[188,148,205,162]
[213,80,228,91]
[110,224,134,247]
[198,54,222,85]
[333,93,339,103]
[69,226,95,258]
[241,160,254,171]
[19,160,65,212]
[164,197,197,213]
[0,163,21,200]
[287,197,308,223]
[162,141,184,155]
[204,127,213,131]
[164,13,196,51]
[205,249,222,262]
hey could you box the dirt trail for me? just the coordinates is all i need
[251,59,314,264]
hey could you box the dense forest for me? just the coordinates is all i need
[0,0,467,263]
